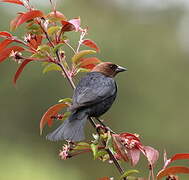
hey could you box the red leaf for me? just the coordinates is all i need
[143,146,159,165]
[40,103,68,134]
[82,39,100,52]
[13,59,32,85]
[129,149,141,166]
[47,11,66,21]
[171,153,189,162]
[28,35,43,49]
[10,10,44,30]
[164,153,189,169]
[61,21,75,32]
[78,57,101,67]
[112,134,129,162]
[0,31,12,37]
[0,39,13,51]
[157,166,189,180]
[120,132,141,142]
[61,18,80,32]
[80,64,96,70]
[0,46,24,62]
[69,18,80,31]
[10,13,22,31]
[0,0,24,5]
[98,177,111,180]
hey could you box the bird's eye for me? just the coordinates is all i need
[109,64,117,70]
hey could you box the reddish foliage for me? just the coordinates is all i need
[164,153,189,169]
[27,34,43,49]
[0,39,13,51]
[0,46,24,62]
[143,146,159,166]
[113,133,159,166]
[98,177,111,180]
[40,103,69,134]
[82,39,100,52]
[78,57,101,67]
[80,63,96,70]
[61,18,80,32]
[0,0,24,5]
[10,13,23,30]
[47,11,66,21]
[10,10,44,30]
[61,21,75,32]
[157,166,189,180]
[0,31,12,37]
[69,18,80,31]
[13,59,32,84]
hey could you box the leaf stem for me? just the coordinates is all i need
[76,30,87,53]
[65,42,76,54]
[56,52,76,89]
[37,19,54,48]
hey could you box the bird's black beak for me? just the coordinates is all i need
[115,65,127,73]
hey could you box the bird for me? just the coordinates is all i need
[46,62,127,142]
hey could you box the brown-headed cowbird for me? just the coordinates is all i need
[47,62,126,142]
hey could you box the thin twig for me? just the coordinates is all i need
[56,66,127,179]
[104,142,125,175]
[56,53,76,89]
[38,18,75,89]
[76,30,87,53]
[39,15,126,179]
[56,54,127,180]
[37,19,54,48]
[95,117,116,134]
[88,117,97,129]
[65,42,76,54]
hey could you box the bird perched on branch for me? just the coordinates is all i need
[47,62,127,142]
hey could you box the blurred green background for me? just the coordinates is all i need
[0,0,189,179]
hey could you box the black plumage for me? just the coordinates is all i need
[47,62,126,142]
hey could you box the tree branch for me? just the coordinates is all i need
[39,18,127,179]
[56,55,127,180]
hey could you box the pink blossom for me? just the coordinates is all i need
[113,132,159,166]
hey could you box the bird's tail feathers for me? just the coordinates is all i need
[46,110,88,142]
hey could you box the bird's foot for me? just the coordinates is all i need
[96,124,115,134]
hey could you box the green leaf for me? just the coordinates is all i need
[53,43,64,53]
[61,35,68,41]
[102,154,110,162]
[58,98,72,104]
[95,150,108,159]
[120,170,139,180]
[62,111,71,120]
[47,26,61,36]
[27,24,40,31]
[74,142,90,150]
[91,143,98,159]
[41,62,49,66]
[105,131,112,149]
[76,68,90,73]
[92,133,100,144]
[43,63,61,74]
[37,44,51,53]
[71,50,96,64]
[31,53,46,59]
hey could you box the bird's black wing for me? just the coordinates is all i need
[71,72,117,110]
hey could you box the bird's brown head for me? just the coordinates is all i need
[91,62,127,77]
